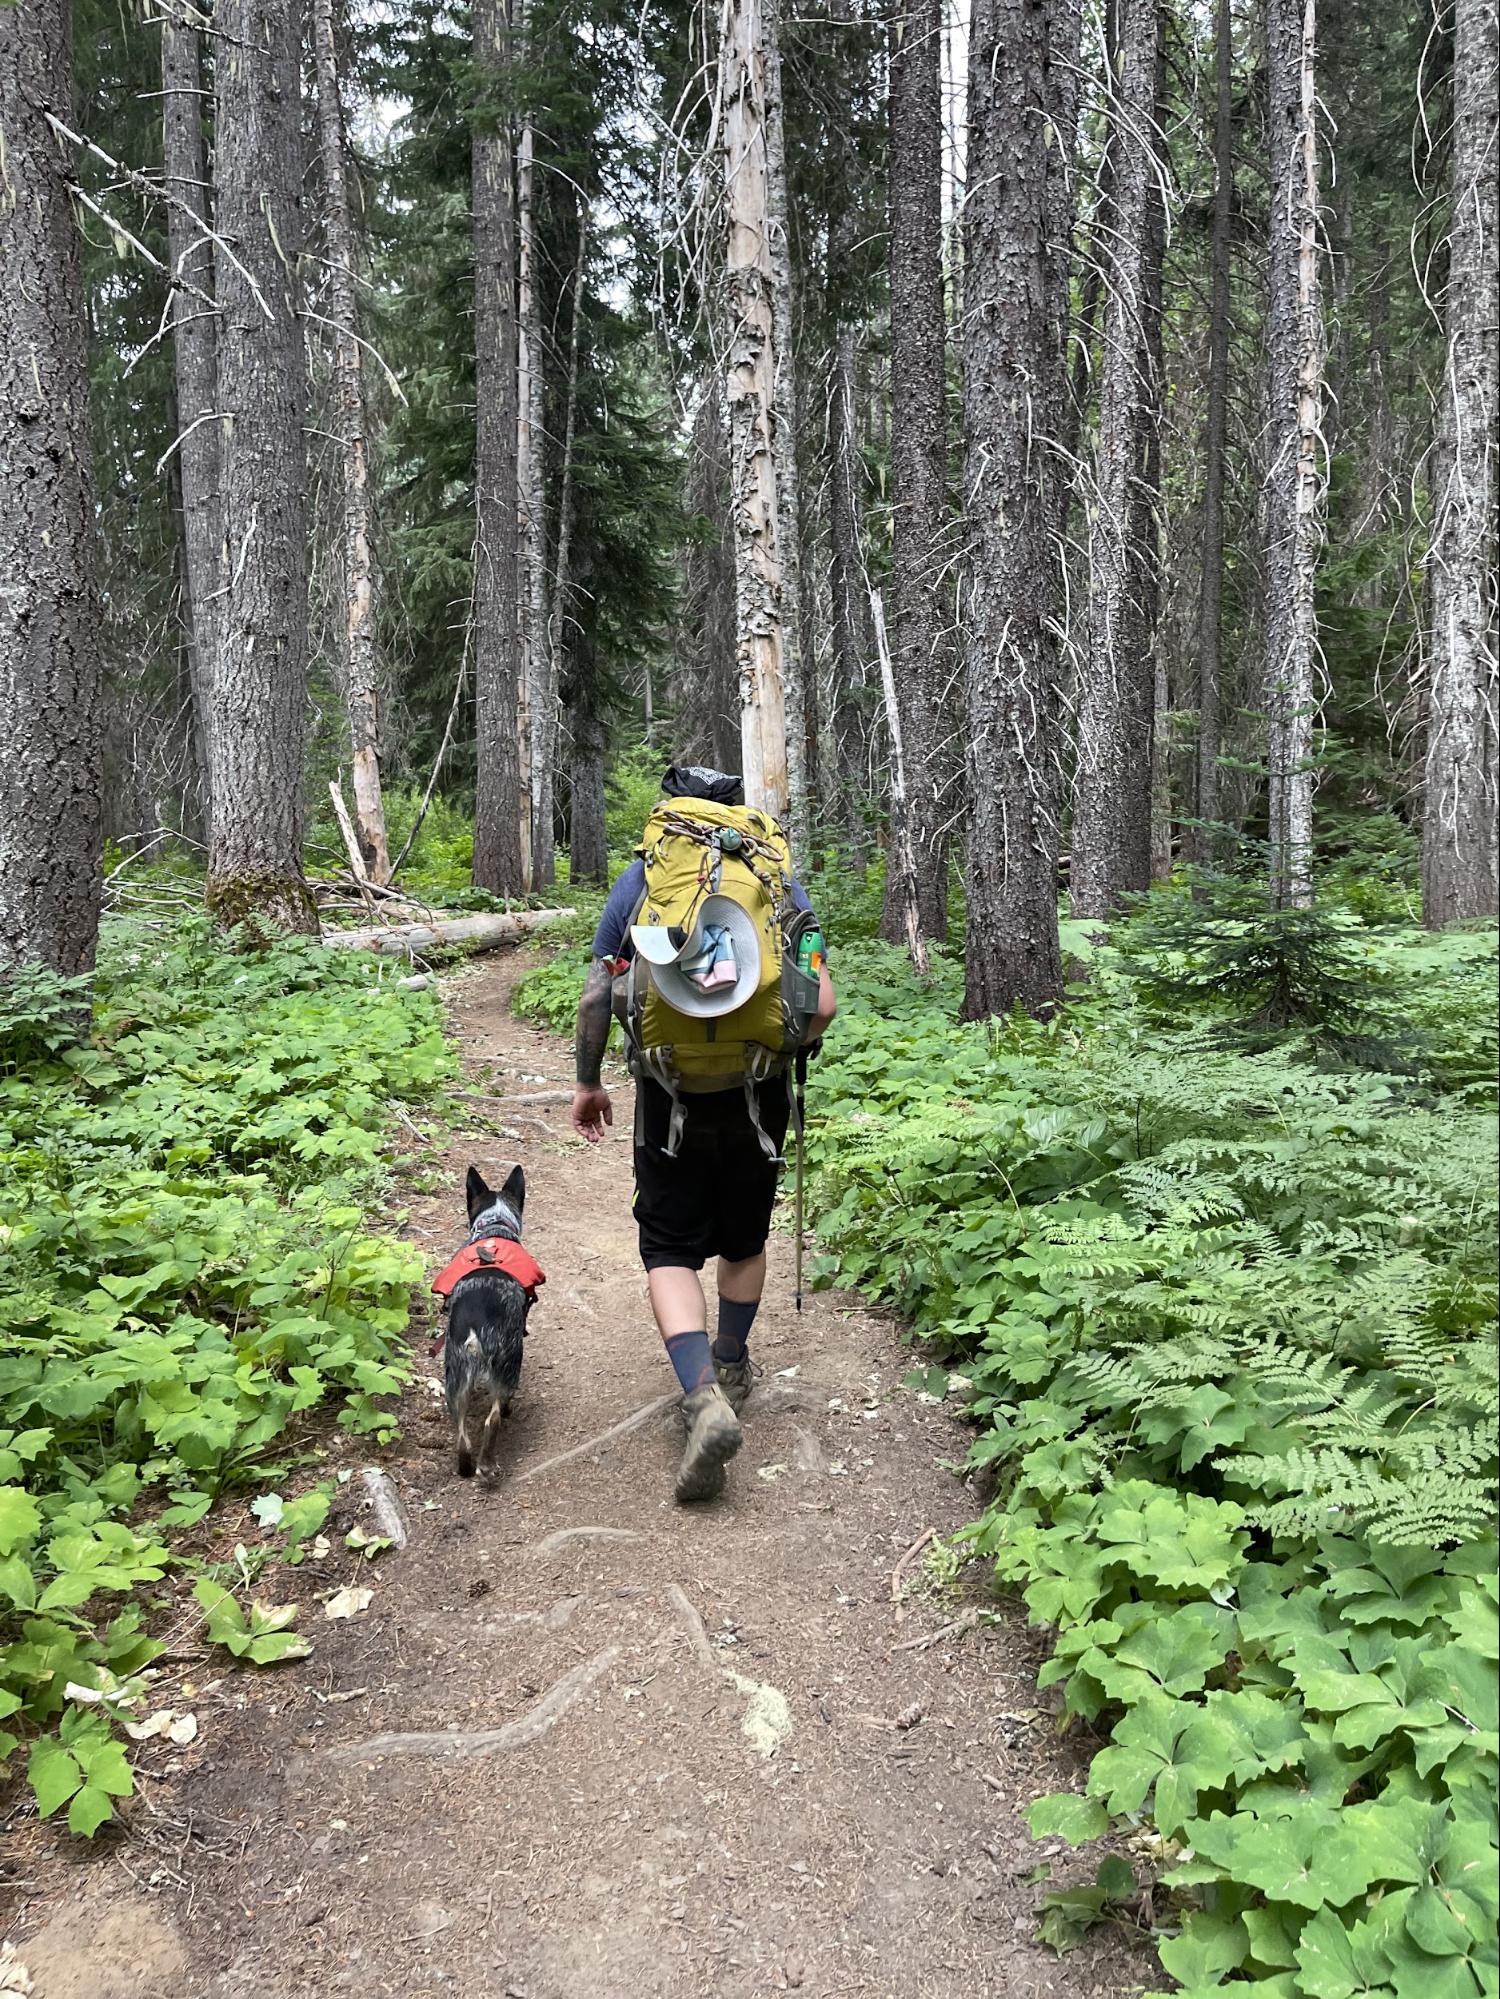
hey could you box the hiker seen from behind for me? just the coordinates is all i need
[570,765,837,1503]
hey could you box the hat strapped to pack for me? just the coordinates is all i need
[614,797,820,1163]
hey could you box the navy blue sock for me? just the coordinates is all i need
[664,1330,715,1395]
[713,1296,759,1364]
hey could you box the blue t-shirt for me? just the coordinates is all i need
[592,857,818,962]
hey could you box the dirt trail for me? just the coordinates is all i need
[10,954,1132,1999]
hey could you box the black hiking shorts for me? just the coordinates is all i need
[633,1076,791,1272]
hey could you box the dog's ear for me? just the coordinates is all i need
[500,1163,526,1216]
[465,1165,494,1221]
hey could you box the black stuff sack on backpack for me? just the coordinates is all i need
[660,765,745,807]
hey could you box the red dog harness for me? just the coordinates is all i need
[430,1237,546,1354]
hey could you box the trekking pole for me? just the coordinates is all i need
[793,1046,809,1312]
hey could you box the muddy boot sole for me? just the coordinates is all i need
[675,1390,742,1503]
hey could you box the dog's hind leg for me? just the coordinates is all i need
[477,1394,505,1482]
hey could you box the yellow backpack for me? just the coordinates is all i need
[613,799,819,1157]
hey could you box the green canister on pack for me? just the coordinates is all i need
[796,927,824,978]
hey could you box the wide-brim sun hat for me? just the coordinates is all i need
[630,894,763,1019]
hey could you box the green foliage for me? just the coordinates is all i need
[1113,868,1408,1064]
[1,916,447,1831]
[803,913,1498,1995]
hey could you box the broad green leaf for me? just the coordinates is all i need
[28,1735,82,1817]
[1025,1792,1108,1845]
[1158,1912,1248,1989]
[67,1784,116,1837]
[0,1487,41,1557]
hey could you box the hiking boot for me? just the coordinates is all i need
[675,1383,742,1503]
[714,1353,761,1414]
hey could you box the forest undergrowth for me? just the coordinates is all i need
[515,850,1500,1999]
[0,917,448,1834]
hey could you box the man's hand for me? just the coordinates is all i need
[572,1084,613,1143]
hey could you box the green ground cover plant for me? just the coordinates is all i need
[515,866,1498,1994]
[804,902,1498,1998]
[0,917,450,1832]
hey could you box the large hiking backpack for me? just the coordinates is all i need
[613,798,820,1157]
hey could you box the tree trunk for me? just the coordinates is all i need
[675,387,742,772]
[1261,0,1324,908]
[881,0,950,947]
[721,0,790,824]
[827,318,873,854]
[516,15,544,889]
[1188,0,1234,866]
[0,0,104,978]
[961,0,1081,1017]
[536,206,587,891]
[206,0,316,934]
[311,0,391,885]
[471,0,526,896]
[162,7,221,845]
[761,0,807,850]
[1421,0,1499,926]
[1069,0,1163,917]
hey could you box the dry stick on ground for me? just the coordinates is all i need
[890,1524,937,1621]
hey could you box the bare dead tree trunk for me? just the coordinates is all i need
[535,205,586,891]
[162,6,221,843]
[1261,0,1324,908]
[761,0,807,848]
[1188,0,1235,865]
[1070,0,1164,916]
[206,0,316,934]
[516,6,544,888]
[882,0,951,947]
[471,0,527,896]
[961,0,1082,1017]
[721,0,790,823]
[675,387,742,771]
[0,0,104,977]
[1422,0,1499,925]
[311,0,391,885]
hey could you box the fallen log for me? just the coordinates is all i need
[321,907,575,955]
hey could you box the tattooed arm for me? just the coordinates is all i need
[571,958,615,1141]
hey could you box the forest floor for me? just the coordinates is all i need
[9,952,1138,1999]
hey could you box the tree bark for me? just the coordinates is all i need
[161,7,221,844]
[761,0,808,849]
[517,90,548,888]
[961,0,1081,1017]
[471,0,527,896]
[324,908,576,954]
[881,0,951,946]
[1421,0,1499,926]
[0,0,104,978]
[1070,0,1164,917]
[721,0,790,825]
[206,0,316,934]
[1260,0,1324,908]
[827,318,873,854]
[1188,0,1234,866]
[311,0,391,885]
[536,205,587,892]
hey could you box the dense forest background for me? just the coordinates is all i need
[2,0,1494,980]
[0,0,1496,1990]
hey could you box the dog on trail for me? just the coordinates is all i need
[431,1165,546,1481]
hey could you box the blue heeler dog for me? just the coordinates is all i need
[433,1165,546,1481]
